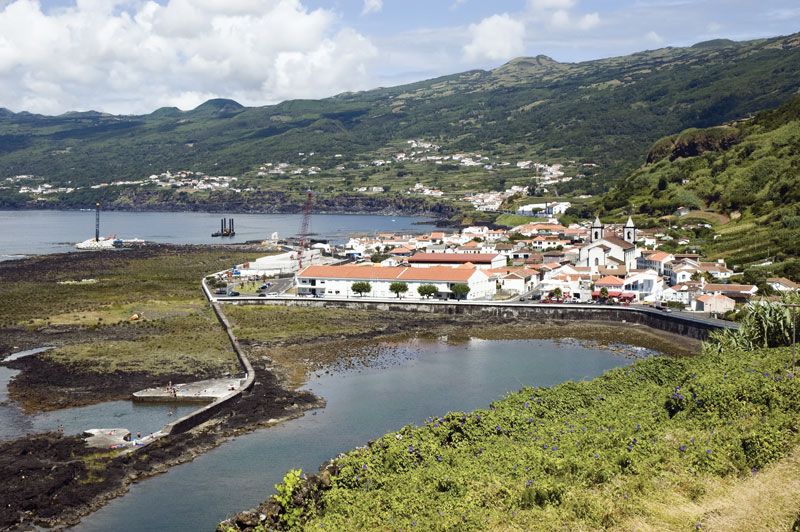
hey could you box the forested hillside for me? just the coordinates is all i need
[1,33,799,194]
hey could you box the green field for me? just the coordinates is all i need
[0,247,256,375]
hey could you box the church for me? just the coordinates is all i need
[578,216,639,272]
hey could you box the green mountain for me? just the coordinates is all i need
[0,32,799,198]
[603,94,800,276]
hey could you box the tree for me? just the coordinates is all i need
[417,284,438,299]
[551,287,563,300]
[599,287,609,300]
[389,281,409,298]
[451,283,471,300]
[351,281,372,297]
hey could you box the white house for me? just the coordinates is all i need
[693,294,735,314]
[295,265,495,300]
[768,277,800,292]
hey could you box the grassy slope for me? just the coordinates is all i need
[1,34,799,197]
[267,344,799,530]
[0,247,254,375]
[603,95,800,275]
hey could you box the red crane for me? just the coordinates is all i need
[296,189,314,270]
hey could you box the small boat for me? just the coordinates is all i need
[75,236,123,250]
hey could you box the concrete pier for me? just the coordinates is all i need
[132,377,245,403]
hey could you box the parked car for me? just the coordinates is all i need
[228,291,240,297]
[214,288,227,295]
[258,293,266,297]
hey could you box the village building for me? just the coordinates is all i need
[693,294,736,314]
[702,283,758,302]
[578,217,639,272]
[295,265,495,300]
[407,252,506,270]
[767,277,799,292]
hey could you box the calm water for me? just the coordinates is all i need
[0,365,197,441]
[76,338,642,531]
[0,210,433,258]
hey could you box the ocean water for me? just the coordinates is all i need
[0,210,433,258]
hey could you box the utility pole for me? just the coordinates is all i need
[95,202,100,242]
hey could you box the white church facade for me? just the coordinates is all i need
[578,217,640,272]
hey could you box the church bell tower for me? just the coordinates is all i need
[624,216,636,244]
[591,216,604,243]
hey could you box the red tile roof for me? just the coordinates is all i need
[408,252,501,264]
[298,265,480,283]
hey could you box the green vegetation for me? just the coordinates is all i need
[494,213,537,228]
[450,283,470,300]
[2,33,800,207]
[603,95,800,275]
[0,247,253,375]
[417,284,438,299]
[223,305,388,342]
[261,314,800,530]
[389,281,409,298]
[351,281,372,297]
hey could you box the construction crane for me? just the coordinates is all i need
[296,189,314,271]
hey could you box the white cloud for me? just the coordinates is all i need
[577,12,600,30]
[550,9,570,28]
[463,13,526,62]
[548,9,600,30]
[362,0,382,15]
[0,0,378,114]
[528,0,576,10]
[645,30,665,44]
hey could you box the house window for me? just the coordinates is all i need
[594,231,599,240]
[594,258,599,266]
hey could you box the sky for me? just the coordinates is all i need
[0,0,798,115]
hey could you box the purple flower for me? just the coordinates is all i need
[408,445,414,453]
[551,445,559,451]
[362,463,368,470]
[526,479,533,487]
[706,449,712,455]
[495,425,502,433]
[543,444,549,450]
[435,455,443,462]
[679,444,687,453]
[524,401,530,409]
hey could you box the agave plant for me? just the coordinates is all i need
[705,294,799,354]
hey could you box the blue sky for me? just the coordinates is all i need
[1,0,798,113]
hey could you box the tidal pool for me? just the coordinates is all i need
[75,337,648,531]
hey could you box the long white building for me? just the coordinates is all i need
[296,265,495,300]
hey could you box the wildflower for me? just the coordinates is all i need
[552,445,559,451]
[435,455,443,462]
[408,445,414,453]
[543,444,549,450]
[362,463,368,470]
[495,425,502,433]
[526,479,533,487]
[690,437,695,444]
[594,453,599,459]
[706,449,712,455]
[679,444,687,453]
[524,401,530,409]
